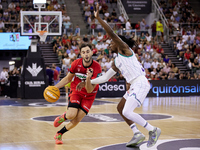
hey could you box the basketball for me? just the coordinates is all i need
[43,86,60,103]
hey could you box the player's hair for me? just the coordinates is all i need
[118,35,137,48]
[79,43,92,51]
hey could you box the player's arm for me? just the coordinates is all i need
[76,62,118,91]
[85,68,97,93]
[55,72,74,89]
[94,3,128,50]
[90,61,118,85]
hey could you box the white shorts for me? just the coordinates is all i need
[123,76,150,107]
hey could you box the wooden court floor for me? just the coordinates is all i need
[0,96,200,150]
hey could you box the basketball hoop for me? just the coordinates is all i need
[37,31,48,42]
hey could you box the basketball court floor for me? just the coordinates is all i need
[0,96,199,150]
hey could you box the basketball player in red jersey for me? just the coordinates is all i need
[53,43,102,144]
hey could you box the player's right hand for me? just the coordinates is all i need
[76,82,85,91]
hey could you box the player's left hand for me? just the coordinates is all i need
[76,81,85,91]
[94,3,99,18]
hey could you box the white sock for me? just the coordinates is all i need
[130,123,140,134]
[144,122,154,131]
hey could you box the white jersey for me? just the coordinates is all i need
[114,49,145,83]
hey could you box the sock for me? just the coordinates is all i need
[130,123,140,134]
[58,126,68,134]
[144,122,154,131]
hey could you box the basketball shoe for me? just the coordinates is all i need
[54,132,63,144]
[126,132,145,147]
[54,111,66,127]
[147,127,161,147]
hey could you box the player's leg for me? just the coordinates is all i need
[65,109,86,130]
[54,93,80,127]
[117,96,145,147]
[117,97,134,126]
[54,109,86,144]
[117,82,134,126]
[122,78,161,147]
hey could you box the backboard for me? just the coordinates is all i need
[20,1,62,41]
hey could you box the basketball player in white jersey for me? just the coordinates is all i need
[77,3,161,148]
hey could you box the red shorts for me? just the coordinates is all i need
[68,91,96,114]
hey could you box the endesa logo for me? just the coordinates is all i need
[151,83,200,96]
[99,83,125,91]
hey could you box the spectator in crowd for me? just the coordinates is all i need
[125,19,131,31]
[157,45,164,54]
[163,64,171,74]
[68,49,76,59]
[145,33,152,42]
[63,20,72,35]
[192,58,200,73]
[97,32,103,41]
[152,59,159,69]
[0,67,9,96]
[0,20,4,30]
[52,66,59,85]
[95,40,103,52]
[62,54,71,75]
[163,55,169,63]
[46,65,54,85]
[52,63,61,80]
[10,67,19,76]
[74,25,80,35]
[195,45,200,54]
[171,63,179,73]
[118,14,125,23]
[140,18,146,33]
[151,20,157,40]
[168,72,177,80]
[145,41,152,52]
[83,34,89,42]
[156,19,163,43]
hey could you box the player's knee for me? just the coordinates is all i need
[122,108,130,119]
[66,113,76,120]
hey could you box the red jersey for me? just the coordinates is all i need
[69,58,102,95]
[184,53,191,60]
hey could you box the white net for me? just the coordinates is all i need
[37,31,48,42]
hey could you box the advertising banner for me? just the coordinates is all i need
[122,0,152,14]
[148,80,200,97]
[96,81,126,98]
[0,33,31,50]
[21,45,48,99]
[96,80,200,98]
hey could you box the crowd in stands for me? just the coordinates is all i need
[1,0,200,88]
[158,0,200,35]
[48,0,199,82]
[156,0,200,75]
[0,0,73,34]
[51,29,200,81]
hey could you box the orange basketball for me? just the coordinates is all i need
[43,86,60,103]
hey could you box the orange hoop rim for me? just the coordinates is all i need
[37,31,48,36]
